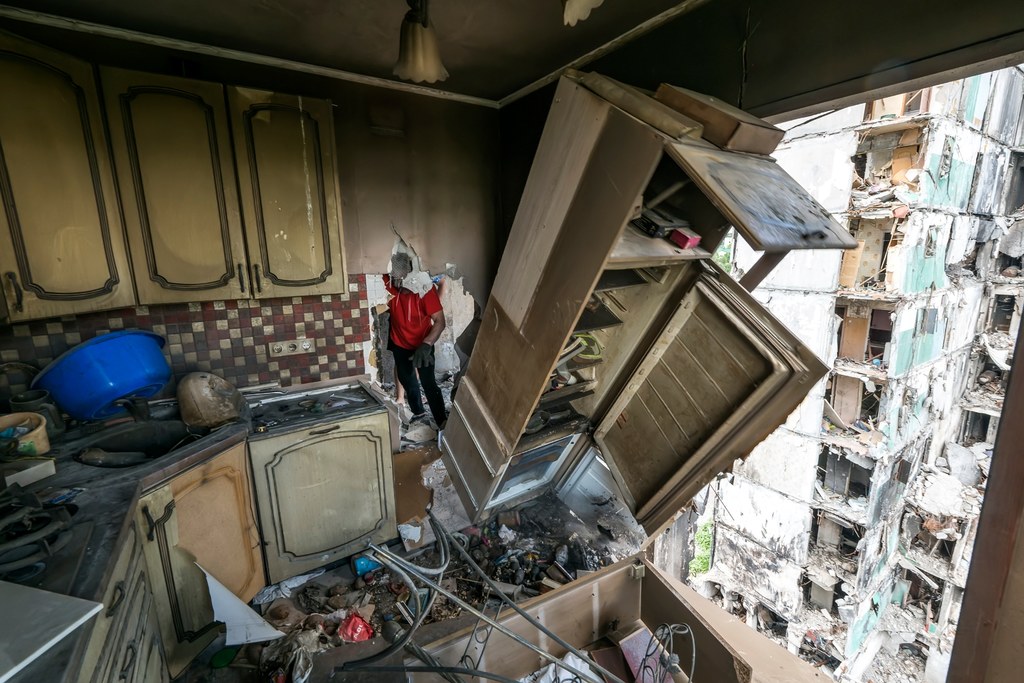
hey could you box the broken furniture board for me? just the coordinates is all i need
[421,556,827,682]
[665,141,858,252]
[656,84,785,155]
[569,70,703,142]
[839,241,866,288]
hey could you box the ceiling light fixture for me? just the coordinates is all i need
[562,0,605,26]
[393,0,449,84]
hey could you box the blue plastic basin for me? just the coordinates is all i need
[32,330,171,421]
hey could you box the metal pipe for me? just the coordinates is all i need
[369,543,606,683]
[428,511,628,683]
[350,665,527,683]
[336,549,442,672]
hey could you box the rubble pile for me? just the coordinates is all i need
[236,491,641,682]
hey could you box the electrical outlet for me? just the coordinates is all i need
[268,337,314,358]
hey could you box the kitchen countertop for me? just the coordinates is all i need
[9,378,389,683]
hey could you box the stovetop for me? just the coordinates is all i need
[247,383,381,436]
[0,485,83,587]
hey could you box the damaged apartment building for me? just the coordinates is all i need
[697,66,1024,680]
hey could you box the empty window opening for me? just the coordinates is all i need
[997,252,1023,277]
[868,309,892,362]
[902,569,944,628]
[991,295,1016,333]
[754,604,788,637]
[818,448,874,499]
[840,524,863,557]
[962,411,993,445]
[907,513,959,561]
[1005,152,1024,214]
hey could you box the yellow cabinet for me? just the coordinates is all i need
[248,410,395,583]
[0,34,134,321]
[102,68,249,304]
[136,440,264,677]
[229,86,347,299]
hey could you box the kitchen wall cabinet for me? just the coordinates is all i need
[248,410,395,583]
[442,75,853,530]
[136,441,263,677]
[102,68,249,304]
[228,86,347,299]
[75,518,169,683]
[0,33,135,321]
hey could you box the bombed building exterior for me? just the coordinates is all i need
[690,67,1024,681]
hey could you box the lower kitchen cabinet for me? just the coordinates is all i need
[248,411,396,583]
[136,441,264,677]
[76,518,168,683]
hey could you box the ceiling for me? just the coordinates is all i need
[0,0,685,101]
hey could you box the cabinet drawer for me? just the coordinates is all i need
[97,568,150,683]
[76,521,143,683]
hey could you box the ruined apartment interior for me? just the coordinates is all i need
[1,2,1023,683]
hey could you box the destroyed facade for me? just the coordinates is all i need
[694,66,1024,681]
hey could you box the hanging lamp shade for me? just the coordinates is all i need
[562,0,605,26]
[393,0,449,83]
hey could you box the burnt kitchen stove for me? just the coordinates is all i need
[0,485,75,583]
[248,384,378,435]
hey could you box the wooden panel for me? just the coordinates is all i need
[656,83,785,155]
[839,315,869,360]
[102,68,247,304]
[596,263,827,532]
[229,86,346,299]
[838,239,865,288]
[137,441,261,677]
[458,104,663,468]
[249,412,396,583]
[490,78,611,328]
[0,33,134,321]
[665,140,858,252]
[424,558,641,678]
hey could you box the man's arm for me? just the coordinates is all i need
[423,311,446,345]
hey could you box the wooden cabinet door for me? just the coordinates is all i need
[136,441,263,677]
[102,68,248,304]
[228,86,346,299]
[0,33,134,321]
[248,412,396,583]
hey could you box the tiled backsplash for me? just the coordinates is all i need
[0,275,370,403]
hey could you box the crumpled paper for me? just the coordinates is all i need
[252,567,327,605]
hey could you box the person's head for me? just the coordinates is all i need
[390,252,413,283]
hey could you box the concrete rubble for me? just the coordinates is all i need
[685,66,1024,682]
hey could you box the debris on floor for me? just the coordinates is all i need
[183,455,644,682]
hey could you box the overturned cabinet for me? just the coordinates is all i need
[441,73,855,533]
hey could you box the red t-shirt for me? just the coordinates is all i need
[384,275,443,350]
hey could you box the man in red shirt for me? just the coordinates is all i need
[384,253,448,428]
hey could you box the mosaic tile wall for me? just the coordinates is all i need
[0,274,370,405]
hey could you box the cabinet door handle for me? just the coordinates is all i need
[237,263,246,295]
[252,264,263,294]
[309,424,340,436]
[4,272,23,312]
[118,642,137,681]
[106,580,126,618]
[142,501,176,542]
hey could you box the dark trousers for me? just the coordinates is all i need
[389,339,447,426]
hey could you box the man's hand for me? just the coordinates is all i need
[413,343,433,368]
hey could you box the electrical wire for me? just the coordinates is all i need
[428,510,628,683]
[639,623,697,683]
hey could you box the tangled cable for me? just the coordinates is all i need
[639,623,697,682]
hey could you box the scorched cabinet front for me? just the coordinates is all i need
[440,73,841,532]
